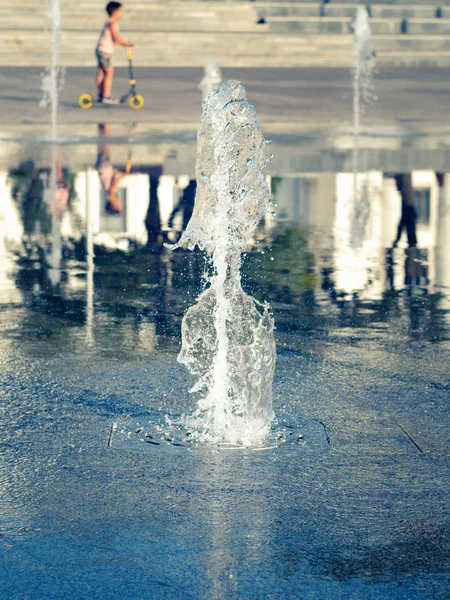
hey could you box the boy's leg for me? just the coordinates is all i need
[96,67,106,99]
[103,66,115,99]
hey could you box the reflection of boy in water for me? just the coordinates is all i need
[96,123,129,214]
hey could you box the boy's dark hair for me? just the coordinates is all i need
[106,1,122,16]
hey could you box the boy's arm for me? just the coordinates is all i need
[109,22,133,47]
[113,171,127,184]
[109,171,127,194]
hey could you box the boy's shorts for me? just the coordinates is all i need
[96,49,112,69]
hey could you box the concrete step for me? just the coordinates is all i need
[45,18,450,37]
[267,16,348,33]
[373,34,450,51]
[0,20,266,33]
[0,0,449,69]
[255,0,436,3]
[256,0,441,4]
[369,5,441,18]
[0,2,263,32]
[0,0,253,9]
[328,5,438,18]
[0,0,250,5]
[0,0,440,4]
[255,3,324,17]
[21,2,441,20]
[0,31,353,67]
[408,18,450,34]
[327,0,441,4]
[0,1,258,15]
[267,16,450,35]
[3,29,450,53]
[377,50,450,66]
[256,3,441,18]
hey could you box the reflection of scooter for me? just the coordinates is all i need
[78,47,144,110]
[125,149,132,174]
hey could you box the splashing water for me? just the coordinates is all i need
[169,80,276,447]
[199,58,223,100]
[352,7,376,198]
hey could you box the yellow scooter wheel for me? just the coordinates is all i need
[129,94,144,110]
[78,93,93,109]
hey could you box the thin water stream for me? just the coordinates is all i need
[199,59,223,100]
[40,0,63,283]
[352,7,376,200]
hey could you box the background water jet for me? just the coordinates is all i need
[199,58,223,100]
[352,7,376,200]
[170,80,276,447]
[41,0,64,283]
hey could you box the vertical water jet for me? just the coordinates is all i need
[199,59,223,101]
[41,0,64,283]
[169,80,276,446]
[352,6,376,200]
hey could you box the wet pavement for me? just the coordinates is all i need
[1,67,450,600]
[2,66,450,128]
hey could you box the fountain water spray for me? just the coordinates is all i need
[169,80,276,446]
[41,0,64,282]
[40,0,64,141]
[352,7,375,199]
[110,82,327,453]
[199,58,223,100]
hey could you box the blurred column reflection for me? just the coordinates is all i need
[46,149,72,287]
[85,166,94,346]
[0,170,23,306]
[381,176,401,248]
[435,173,450,311]
[333,172,383,297]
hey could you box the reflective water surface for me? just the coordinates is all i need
[1,133,450,599]
[2,139,450,348]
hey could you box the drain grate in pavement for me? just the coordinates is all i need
[108,415,330,455]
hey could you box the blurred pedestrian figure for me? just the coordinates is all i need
[393,173,417,248]
[145,175,162,245]
[168,180,196,230]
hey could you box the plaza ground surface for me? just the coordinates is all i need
[1,63,450,599]
[0,66,449,133]
[1,240,449,600]
[3,66,450,175]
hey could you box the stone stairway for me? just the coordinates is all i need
[0,0,449,67]
[255,2,450,65]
